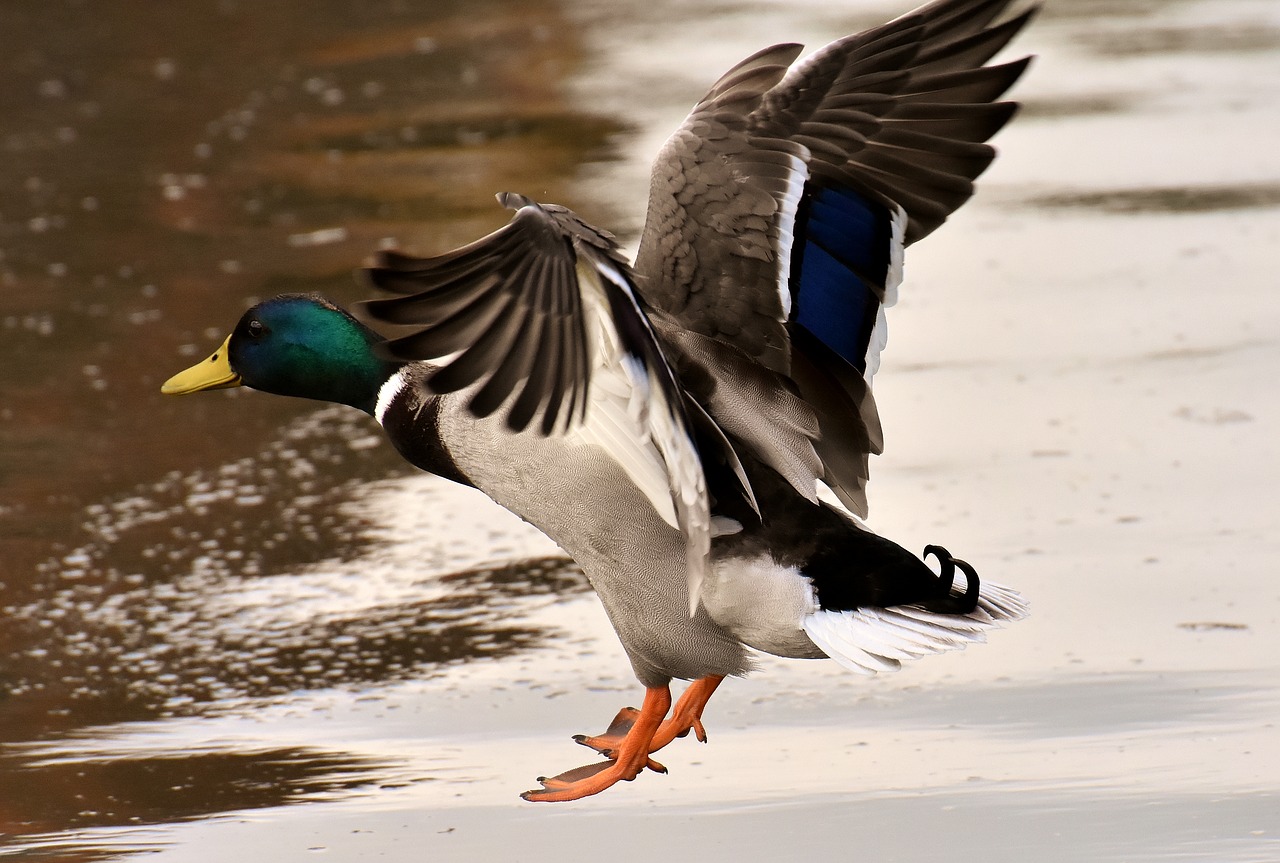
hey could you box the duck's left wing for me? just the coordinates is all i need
[358,192,713,611]
[634,0,1035,517]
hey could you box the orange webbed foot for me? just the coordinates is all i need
[571,675,724,762]
[523,686,671,803]
[572,706,640,757]
[520,755,669,803]
[521,676,727,802]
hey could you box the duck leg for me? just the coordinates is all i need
[574,674,724,757]
[653,674,722,749]
[522,685,672,802]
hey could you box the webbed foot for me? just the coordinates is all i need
[573,706,640,757]
[572,674,723,759]
[523,686,671,803]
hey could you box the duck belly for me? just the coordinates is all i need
[437,407,753,686]
[700,554,826,659]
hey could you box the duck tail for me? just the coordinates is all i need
[801,547,1028,677]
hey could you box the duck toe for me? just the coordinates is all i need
[572,706,641,756]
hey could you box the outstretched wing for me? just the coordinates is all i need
[358,192,715,612]
[635,0,1034,516]
[361,192,617,435]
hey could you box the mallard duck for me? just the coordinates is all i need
[163,0,1033,802]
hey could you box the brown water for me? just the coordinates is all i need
[2,0,1278,860]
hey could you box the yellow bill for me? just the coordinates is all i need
[161,335,243,394]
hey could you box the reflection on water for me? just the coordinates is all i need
[0,0,617,594]
[6,536,583,738]
[1,745,391,845]
[0,0,602,851]
[2,397,585,741]
[1,391,588,850]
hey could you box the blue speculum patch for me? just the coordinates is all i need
[793,184,891,374]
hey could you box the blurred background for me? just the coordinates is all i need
[1,0,1277,860]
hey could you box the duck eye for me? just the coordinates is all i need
[247,319,265,338]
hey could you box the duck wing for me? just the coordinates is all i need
[358,192,720,613]
[634,0,1035,516]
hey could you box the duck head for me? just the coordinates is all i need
[162,294,398,415]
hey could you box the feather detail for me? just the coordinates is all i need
[652,318,822,506]
[567,259,711,615]
[864,203,905,383]
[802,579,1027,675]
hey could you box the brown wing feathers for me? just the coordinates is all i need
[755,0,1035,243]
[360,195,594,434]
[630,0,1034,518]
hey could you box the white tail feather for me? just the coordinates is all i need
[802,580,1027,676]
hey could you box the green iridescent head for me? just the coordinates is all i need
[162,294,397,415]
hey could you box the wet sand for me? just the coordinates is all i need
[2,0,1278,860]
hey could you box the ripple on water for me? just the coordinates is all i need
[1,405,585,741]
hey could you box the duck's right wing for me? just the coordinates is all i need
[358,193,719,613]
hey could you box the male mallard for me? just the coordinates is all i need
[163,0,1033,802]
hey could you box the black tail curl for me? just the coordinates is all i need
[918,545,981,614]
